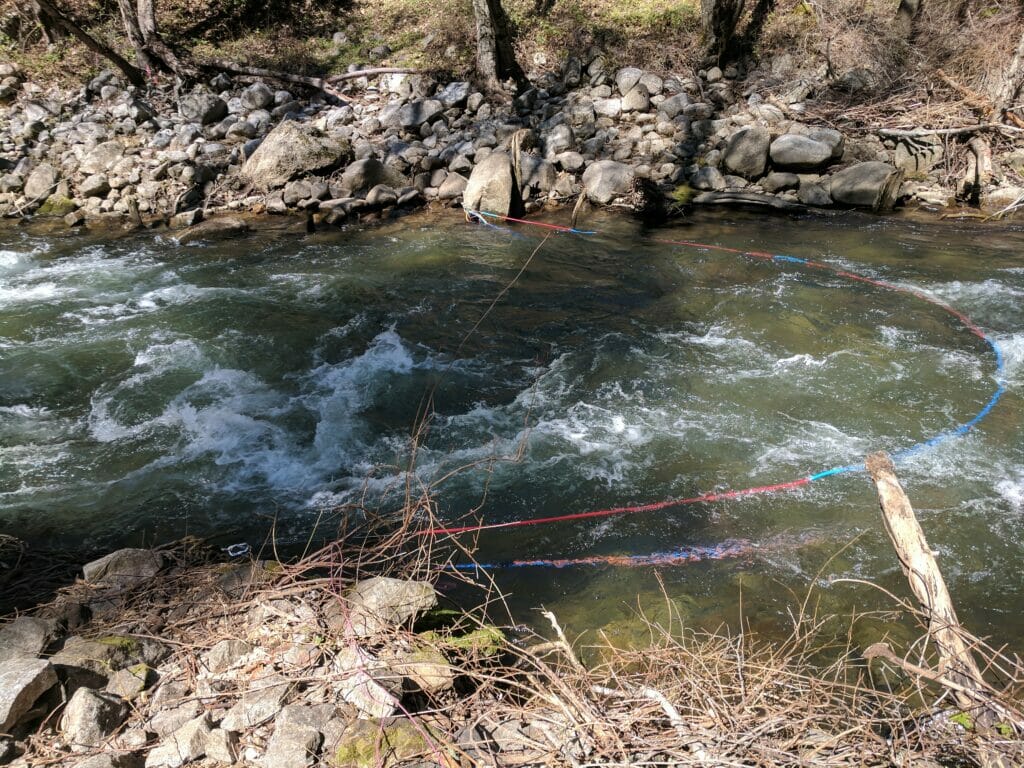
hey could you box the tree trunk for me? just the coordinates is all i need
[471,0,525,95]
[29,0,63,45]
[701,0,746,64]
[116,0,155,70]
[32,0,146,87]
[994,30,1024,122]
[895,0,923,38]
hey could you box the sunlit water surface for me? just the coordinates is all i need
[2,210,1023,645]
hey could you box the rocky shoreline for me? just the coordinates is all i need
[2,53,1024,234]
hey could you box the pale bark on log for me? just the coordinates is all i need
[866,451,1021,767]
[205,59,347,100]
[878,124,1024,138]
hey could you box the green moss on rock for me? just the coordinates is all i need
[37,195,77,216]
[331,718,443,768]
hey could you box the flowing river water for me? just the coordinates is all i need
[2,209,1023,646]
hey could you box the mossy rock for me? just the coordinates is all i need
[331,717,446,768]
[420,625,505,659]
[37,194,77,216]
[671,184,696,206]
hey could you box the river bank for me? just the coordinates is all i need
[1,49,1023,236]
[1,522,1021,768]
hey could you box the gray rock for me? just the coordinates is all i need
[201,639,252,674]
[241,82,275,111]
[518,155,557,195]
[178,92,228,125]
[0,617,53,662]
[332,647,399,718]
[797,178,832,207]
[544,123,574,157]
[242,121,351,190]
[615,67,643,96]
[338,577,437,638]
[582,160,634,204]
[761,171,799,193]
[205,728,238,764]
[261,718,321,768]
[438,172,468,200]
[723,127,770,179]
[658,93,690,119]
[829,161,904,211]
[148,702,201,739]
[621,85,650,113]
[282,179,313,206]
[593,98,622,118]
[769,135,833,172]
[691,166,726,191]
[80,141,125,175]
[706,66,723,83]
[438,81,471,109]
[105,665,151,700]
[639,72,664,96]
[144,714,211,768]
[365,184,398,207]
[462,151,521,217]
[339,158,406,196]
[51,636,168,689]
[797,126,844,160]
[220,676,291,731]
[60,688,127,751]
[129,99,155,123]
[80,174,111,198]
[225,120,257,140]
[554,151,585,172]
[399,99,444,129]
[893,138,943,174]
[0,658,56,731]
[83,548,161,586]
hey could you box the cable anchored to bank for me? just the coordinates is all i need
[427,210,1007,566]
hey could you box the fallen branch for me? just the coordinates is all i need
[326,67,422,83]
[203,59,348,101]
[866,451,1023,766]
[877,124,1024,138]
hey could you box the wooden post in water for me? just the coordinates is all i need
[865,451,1020,766]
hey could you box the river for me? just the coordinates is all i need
[1,209,1022,645]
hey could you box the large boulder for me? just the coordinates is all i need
[769,134,834,172]
[723,127,770,179]
[463,152,522,217]
[615,67,643,96]
[582,160,634,204]
[437,81,471,109]
[829,161,904,211]
[0,617,53,662]
[0,658,56,731]
[242,121,351,190]
[240,82,274,111]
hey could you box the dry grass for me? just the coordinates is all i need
[9,502,1024,768]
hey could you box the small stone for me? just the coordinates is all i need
[205,729,238,764]
[437,172,468,200]
[615,67,643,96]
[144,714,211,768]
[336,578,437,638]
[761,171,800,193]
[201,639,252,674]
[178,92,228,125]
[60,688,128,751]
[261,718,321,768]
[220,675,291,731]
[621,85,650,113]
[0,658,56,732]
[105,665,152,700]
[364,184,398,207]
[582,160,634,204]
[83,549,161,586]
[332,647,399,719]
[241,82,275,111]
[65,210,87,227]
[706,66,723,83]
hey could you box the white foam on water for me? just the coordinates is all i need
[996,476,1024,512]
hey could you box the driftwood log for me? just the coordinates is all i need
[865,451,1022,767]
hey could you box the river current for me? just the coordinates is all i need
[2,210,1023,643]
